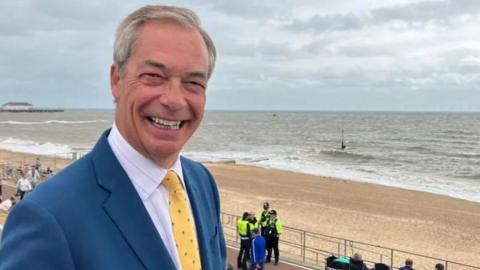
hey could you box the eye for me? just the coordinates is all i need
[140,73,166,86]
[184,80,206,92]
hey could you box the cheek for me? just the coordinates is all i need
[128,89,157,113]
[189,94,206,115]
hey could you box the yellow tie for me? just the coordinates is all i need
[163,170,202,270]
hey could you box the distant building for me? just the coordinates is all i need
[1,102,33,111]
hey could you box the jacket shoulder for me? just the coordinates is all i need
[22,154,99,212]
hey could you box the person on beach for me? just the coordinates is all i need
[265,209,283,265]
[250,228,266,270]
[399,259,416,270]
[0,5,225,270]
[26,165,40,189]
[15,171,31,200]
[35,157,41,171]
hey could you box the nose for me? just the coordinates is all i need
[158,77,187,111]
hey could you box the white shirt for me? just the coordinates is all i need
[17,178,32,192]
[107,124,195,270]
[28,169,40,182]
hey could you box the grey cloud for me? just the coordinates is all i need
[284,0,480,34]
[207,0,292,19]
[1,1,479,111]
[372,0,480,23]
[0,0,123,38]
[286,13,366,33]
[255,40,298,59]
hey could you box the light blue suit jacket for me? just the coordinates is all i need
[0,130,226,269]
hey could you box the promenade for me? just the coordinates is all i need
[227,246,311,270]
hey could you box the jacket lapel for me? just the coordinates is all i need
[181,159,211,268]
[91,130,176,270]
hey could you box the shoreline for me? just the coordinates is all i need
[1,150,479,265]
[2,147,479,204]
[222,161,480,204]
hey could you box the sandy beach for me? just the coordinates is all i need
[207,163,480,266]
[1,150,479,266]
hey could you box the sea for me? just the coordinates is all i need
[1,110,479,203]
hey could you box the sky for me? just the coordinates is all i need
[1,0,480,111]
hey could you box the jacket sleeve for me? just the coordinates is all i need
[0,199,75,270]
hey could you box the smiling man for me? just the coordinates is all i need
[0,5,226,270]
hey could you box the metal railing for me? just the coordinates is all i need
[222,212,480,270]
[0,151,89,183]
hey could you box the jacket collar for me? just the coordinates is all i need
[91,129,177,270]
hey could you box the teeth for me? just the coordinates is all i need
[149,117,181,130]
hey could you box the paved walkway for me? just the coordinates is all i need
[0,181,16,200]
[227,246,310,270]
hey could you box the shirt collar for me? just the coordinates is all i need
[107,123,185,200]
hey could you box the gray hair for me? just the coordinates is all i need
[113,5,216,78]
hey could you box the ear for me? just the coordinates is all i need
[110,64,121,103]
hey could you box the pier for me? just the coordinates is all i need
[0,109,64,113]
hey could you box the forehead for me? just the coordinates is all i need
[131,20,209,74]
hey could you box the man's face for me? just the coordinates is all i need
[111,20,209,167]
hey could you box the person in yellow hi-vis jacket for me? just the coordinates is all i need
[265,209,283,265]
[237,212,251,270]
[248,211,259,231]
[257,201,270,238]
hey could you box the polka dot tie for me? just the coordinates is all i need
[163,171,201,270]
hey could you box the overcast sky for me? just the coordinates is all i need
[1,0,479,111]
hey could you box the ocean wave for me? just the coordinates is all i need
[406,146,432,153]
[0,120,109,125]
[0,137,76,157]
[442,152,480,159]
[441,129,478,136]
[319,149,375,162]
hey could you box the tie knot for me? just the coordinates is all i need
[163,170,183,192]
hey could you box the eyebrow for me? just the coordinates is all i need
[143,60,167,70]
[143,60,207,79]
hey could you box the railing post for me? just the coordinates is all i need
[344,239,347,257]
[390,249,394,270]
[235,216,239,245]
[302,230,306,263]
[338,242,341,256]
[445,261,448,270]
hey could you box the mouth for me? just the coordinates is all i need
[147,116,183,130]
